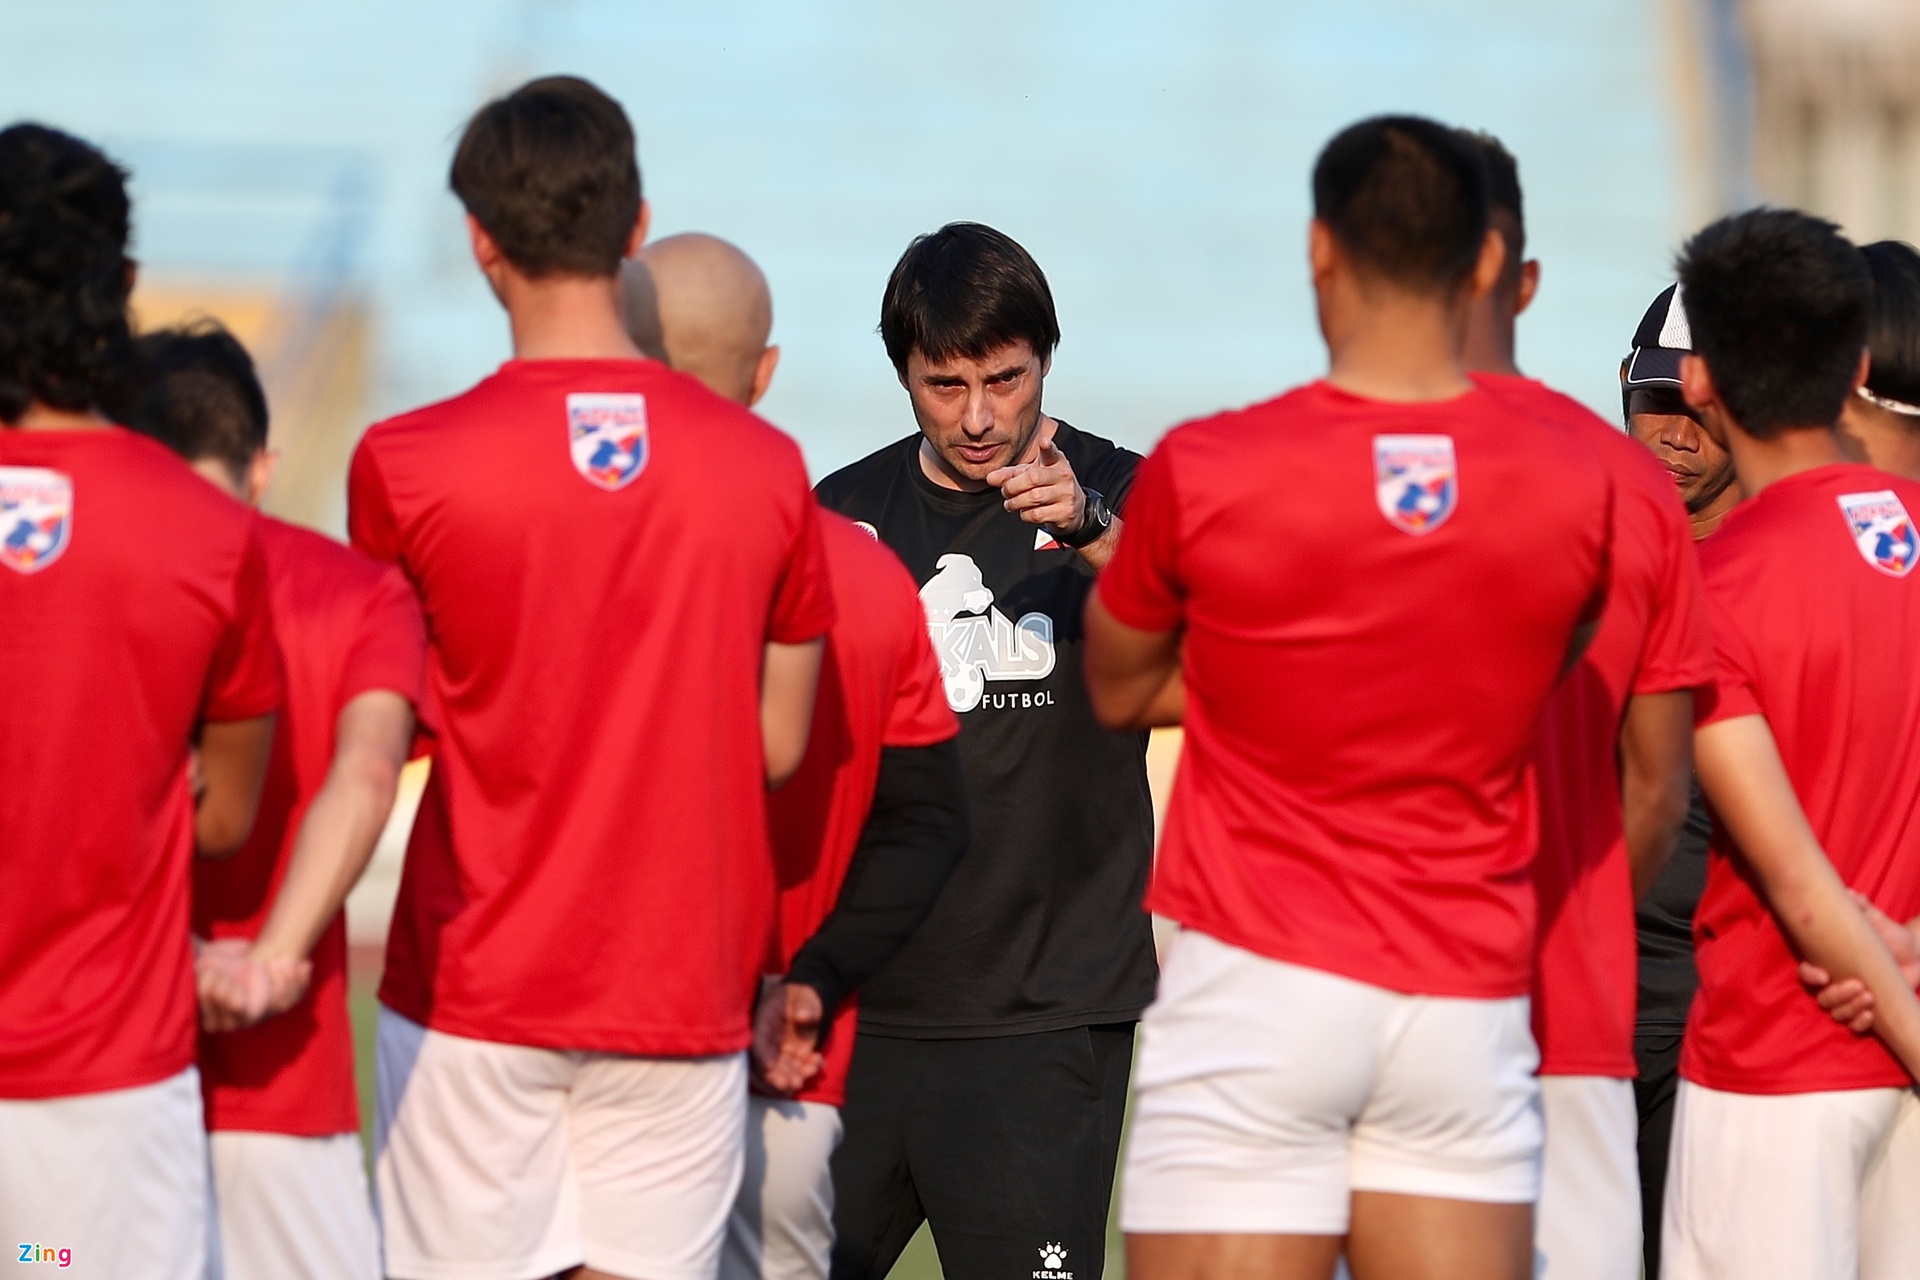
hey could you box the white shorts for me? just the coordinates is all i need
[1535,1075,1639,1280]
[0,1067,208,1279]
[721,1097,844,1280]
[1662,1080,1920,1280]
[208,1130,380,1280]
[374,1006,748,1280]
[1121,929,1541,1236]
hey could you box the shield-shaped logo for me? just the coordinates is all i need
[567,393,649,491]
[1374,434,1457,535]
[0,466,73,575]
[1837,490,1918,577]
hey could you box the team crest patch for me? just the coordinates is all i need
[567,393,649,491]
[0,466,73,575]
[1837,490,1918,577]
[1374,434,1457,535]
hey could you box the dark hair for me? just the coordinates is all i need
[1458,129,1524,283]
[450,76,642,279]
[124,322,268,483]
[1312,115,1490,293]
[1861,240,1920,409]
[879,222,1060,376]
[1676,208,1869,438]
[0,124,136,424]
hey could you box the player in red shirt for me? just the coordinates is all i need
[349,79,834,1280]
[0,125,282,1280]
[123,324,426,1280]
[1659,209,1920,1279]
[1086,115,1613,1280]
[1457,132,1712,1280]
[620,233,969,1280]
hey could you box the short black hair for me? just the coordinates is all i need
[124,322,268,484]
[1457,129,1524,283]
[451,76,642,279]
[1312,115,1490,294]
[879,222,1060,376]
[1676,208,1869,439]
[1861,240,1920,409]
[0,123,136,425]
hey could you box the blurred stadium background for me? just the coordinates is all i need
[6,0,1917,1274]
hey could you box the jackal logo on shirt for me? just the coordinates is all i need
[1374,434,1457,535]
[1838,490,1918,578]
[0,467,73,574]
[567,393,649,491]
[918,552,1055,712]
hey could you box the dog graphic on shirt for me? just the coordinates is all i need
[919,553,1055,712]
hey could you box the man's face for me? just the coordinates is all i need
[1627,384,1736,515]
[904,341,1049,489]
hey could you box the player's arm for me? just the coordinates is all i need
[1084,592,1184,730]
[1798,895,1920,1033]
[758,738,970,1092]
[194,714,276,858]
[1696,713,1920,1077]
[1620,689,1694,900]
[762,638,825,790]
[199,690,413,1032]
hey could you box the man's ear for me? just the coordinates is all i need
[1469,227,1506,299]
[749,345,781,407]
[1307,218,1339,287]
[467,215,501,272]
[1514,259,1541,317]
[1852,346,1872,396]
[1681,353,1733,447]
[246,448,280,508]
[624,200,652,260]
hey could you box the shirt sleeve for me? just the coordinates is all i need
[1092,442,1145,515]
[1095,441,1186,633]
[1693,587,1762,726]
[1632,483,1715,695]
[339,567,430,716]
[347,436,401,567]
[883,583,958,748]
[203,518,284,723]
[768,478,837,645]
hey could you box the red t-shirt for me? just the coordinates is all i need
[1685,463,1920,1094]
[350,359,835,1055]
[195,517,426,1135]
[1098,380,1612,998]
[1477,375,1713,1076]
[0,428,282,1099]
[766,513,956,1106]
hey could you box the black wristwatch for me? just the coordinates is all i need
[1053,487,1113,549]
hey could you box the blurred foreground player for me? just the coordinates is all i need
[1661,209,1920,1280]
[1838,239,1920,480]
[1459,133,1711,1280]
[1088,116,1612,1280]
[622,231,971,1280]
[816,223,1158,1280]
[351,79,834,1280]
[0,124,282,1280]
[125,324,425,1280]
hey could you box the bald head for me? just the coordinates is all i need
[621,233,778,406]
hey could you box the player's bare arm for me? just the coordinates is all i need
[1696,714,1920,1077]
[1083,593,1185,731]
[193,713,276,858]
[1798,893,1920,1033]
[762,637,825,789]
[200,690,415,1032]
[987,424,1124,571]
[1619,689,1694,901]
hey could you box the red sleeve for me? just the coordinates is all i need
[338,567,429,716]
[203,519,284,723]
[1694,587,1762,726]
[883,585,958,748]
[347,437,401,566]
[769,479,836,645]
[1096,441,1185,632]
[1633,483,1715,695]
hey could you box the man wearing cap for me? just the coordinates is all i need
[1621,283,1742,1280]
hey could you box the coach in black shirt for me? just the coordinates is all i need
[816,222,1157,1280]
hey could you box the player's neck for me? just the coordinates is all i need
[502,274,647,363]
[1840,405,1920,483]
[1725,424,1847,498]
[1323,284,1475,402]
[1460,309,1521,379]
[10,403,113,432]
